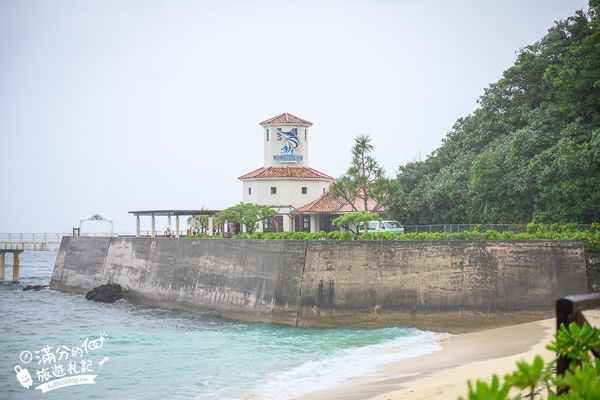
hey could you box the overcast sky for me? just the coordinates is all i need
[0,0,588,233]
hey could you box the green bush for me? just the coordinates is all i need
[227,223,600,252]
[189,233,216,239]
[460,322,600,400]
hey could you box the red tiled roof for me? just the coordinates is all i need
[293,191,384,214]
[259,112,313,126]
[238,167,334,180]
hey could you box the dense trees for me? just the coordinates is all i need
[389,1,600,224]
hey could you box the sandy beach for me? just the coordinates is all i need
[297,317,559,400]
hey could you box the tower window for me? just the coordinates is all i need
[304,129,307,141]
[301,187,307,194]
[248,187,252,195]
[271,187,277,195]
[266,129,269,141]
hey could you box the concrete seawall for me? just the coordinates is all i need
[50,237,588,331]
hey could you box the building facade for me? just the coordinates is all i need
[239,113,334,232]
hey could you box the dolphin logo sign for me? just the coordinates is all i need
[277,128,300,154]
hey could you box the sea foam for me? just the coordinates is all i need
[239,329,449,400]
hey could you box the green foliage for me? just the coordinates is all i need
[219,203,276,234]
[229,224,600,252]
[552,361,600,399]
[460,375,514,400]
[189,233,214,239]
[233,230,398,241]
[470,151,505,223]
[332,211,381,234]
[548,323,600,369]
[187,213,209,232]
[392,3,600,224]
[460,322,600,400]
[530,131,600,223]
[330,135,390,211]
[505,356,552,399]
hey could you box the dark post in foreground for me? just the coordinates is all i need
[555,293,600,393]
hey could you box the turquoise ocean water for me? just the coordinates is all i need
[0,251,446,399]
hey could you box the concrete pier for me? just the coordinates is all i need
[0,249,24,282]
[51,237,588,330]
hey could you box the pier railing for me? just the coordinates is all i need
[0,232,193,250]
[0,233,121,242]
[0,233,118,251]
[555,293,600,391]
[0,233,69,243]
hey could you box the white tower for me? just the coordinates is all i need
[260,112,312,167]
[238,112,334,232]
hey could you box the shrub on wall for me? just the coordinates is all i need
[227,224,600,253]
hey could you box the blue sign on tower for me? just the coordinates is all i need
[274,128,303,163]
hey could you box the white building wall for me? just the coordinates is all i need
[239,115,332,232]
[243,181,258,204]
[242,179,329,208]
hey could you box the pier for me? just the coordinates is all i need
[0,249,24,282]
[0,233,67,251]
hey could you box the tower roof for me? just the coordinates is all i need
[259,112,313,127]
[238,167,333,180]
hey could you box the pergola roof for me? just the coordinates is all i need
[129,209,221,216]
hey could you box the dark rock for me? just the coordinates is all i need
[23,284,48,291]
[85,283,124,303]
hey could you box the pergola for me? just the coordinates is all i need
[128,209,221,238]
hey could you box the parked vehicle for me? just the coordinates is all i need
[359,220,405,234]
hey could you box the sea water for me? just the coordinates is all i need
[0,251,447,399]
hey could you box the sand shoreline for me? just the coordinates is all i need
[295,318,557,400]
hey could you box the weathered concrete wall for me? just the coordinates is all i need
[51,237,588,331]
[297,241,587,331]
[585,253,600,292]
[51,237,305,325]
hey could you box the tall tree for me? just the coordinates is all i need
[330,135,389,211]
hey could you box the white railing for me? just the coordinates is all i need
[0,232,119,243]
[0,233,69,243]
[0,242,60,251]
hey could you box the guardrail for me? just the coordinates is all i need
[0,233,70,243]
[0,242,60,251]
[555,293,600,393]
[0,232,195,242]
[0,233,121,243]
